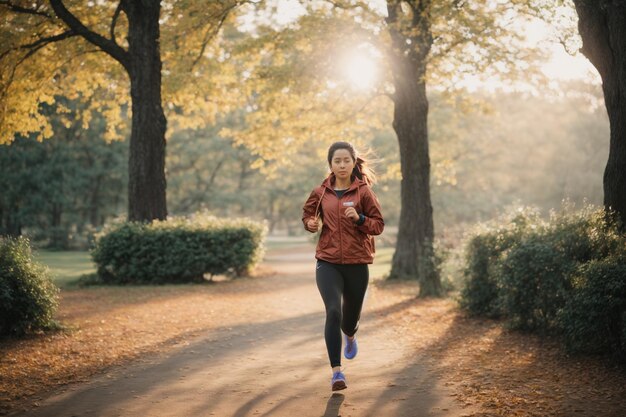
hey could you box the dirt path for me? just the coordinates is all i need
[5,244,626,417]
[7,245,476,417]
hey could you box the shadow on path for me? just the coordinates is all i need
[9,293,472,417]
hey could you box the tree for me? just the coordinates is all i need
[572,0,626,231]
[281,1,539,296]
[384,1,438,293]
[166,112,332,232]
[0,97,128,248]
[0,0,246,222]
[384,0,549,295]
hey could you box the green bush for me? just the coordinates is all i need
[498,236,575,331]
[0,236,59,336]
[459,207,542,317]
[559,256,626,359]
[459,233,505,317]
[543,203,623,264]
[91,211,267,284]
[460,202,626,361]
[497,206,624,332]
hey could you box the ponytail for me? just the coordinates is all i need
[353,156,377,186]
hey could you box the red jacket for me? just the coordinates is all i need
[302,174,384,264]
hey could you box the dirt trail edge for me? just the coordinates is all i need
[9,245,476,417]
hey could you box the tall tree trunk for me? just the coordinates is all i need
[49,0,168,223]
[125,2,167,222]
[574,0,626,231]
[386,0,441,296]
[389,71,440,296]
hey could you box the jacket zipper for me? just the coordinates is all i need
[337,190,344,263]
[336,184,357,263]
[328,182,357,263]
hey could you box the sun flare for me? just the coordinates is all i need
[340,51,378,91]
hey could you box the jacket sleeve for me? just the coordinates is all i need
[302,188,320,233]
[356,186,384,236]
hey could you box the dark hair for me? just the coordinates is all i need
[327,141,377,186]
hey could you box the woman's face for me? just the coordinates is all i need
[330,148,356,182]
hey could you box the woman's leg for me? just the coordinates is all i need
[315,260,344,368]
[339,264,369,337]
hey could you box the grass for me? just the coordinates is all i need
[31,236,311,288]
[30,239,394,288]
[264,235,311,250]
[32,249,95,288]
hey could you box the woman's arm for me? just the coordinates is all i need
[302,188,321,233]
[356,187,384,236]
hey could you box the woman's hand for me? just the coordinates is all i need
[344,207,360,222]
[307,218,320,232]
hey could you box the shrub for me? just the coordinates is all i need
[559,256,626,359]
[460,206,542,317]
[0,236,59,336]
[91,211,267,284]
[497,205,625,332]
[544,203,623,264]
[498,236,575,331]
[459,233,505,317]
[460,202,626,361]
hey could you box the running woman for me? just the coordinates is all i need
[301,141,384,391]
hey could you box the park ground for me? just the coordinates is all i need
[0,237,625,416]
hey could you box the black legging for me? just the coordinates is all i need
[315,259,369,368]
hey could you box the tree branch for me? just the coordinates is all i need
[325,0,382,18]
[191,0,258,69]
[14,29,76,57]
[192,6,234,69]
[429,25,487,62]
[0,0,52,18]
[326,0,370,10]
[0,29,77,76]
[49,0,129,70]
[385,0,406,59]
[110,0,123,46]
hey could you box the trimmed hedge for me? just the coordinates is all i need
[460,203,626,361]
[499,236,574,331]
[0,236,59,336]
[91,212,267,284]
[459,206,542,318]
[559,256,626,357]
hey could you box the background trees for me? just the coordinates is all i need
[1,0,247,222]
[228,0,549,295]
[0,98,127,247]
[1,77,606,251]
[1,1,616,300]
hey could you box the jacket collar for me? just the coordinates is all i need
[321,173,365,192]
